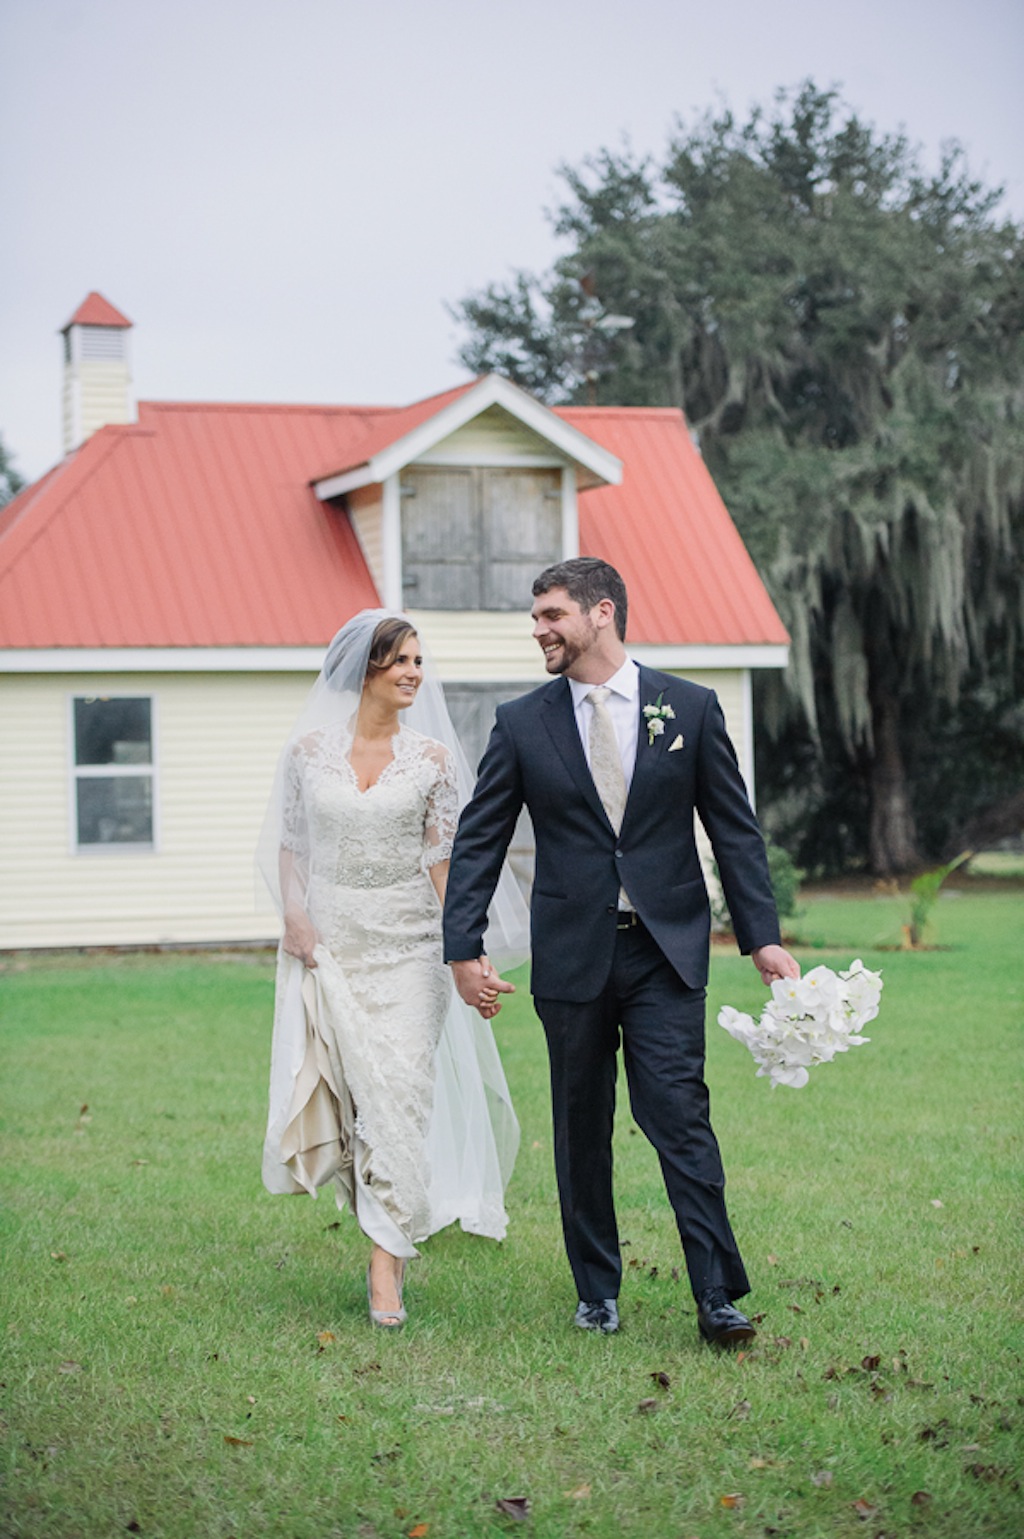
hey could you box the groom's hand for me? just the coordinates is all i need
[450,956,515,1019]
[751,944,800,987]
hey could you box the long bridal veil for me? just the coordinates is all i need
[257,609,530,1241]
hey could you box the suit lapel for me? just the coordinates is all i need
[622,665,662,821]
[541,677,611,828]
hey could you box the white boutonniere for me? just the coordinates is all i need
[642,692,675,746]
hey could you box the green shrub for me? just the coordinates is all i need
[712,838,803,932]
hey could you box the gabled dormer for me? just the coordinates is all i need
[312,374,623,611]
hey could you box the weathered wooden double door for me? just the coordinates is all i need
[400,466,562,610]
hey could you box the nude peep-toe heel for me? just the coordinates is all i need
[366,1262,407,1329]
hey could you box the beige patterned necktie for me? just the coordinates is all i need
[585,686,627,833]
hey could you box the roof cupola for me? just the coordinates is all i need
[60,292,134,454]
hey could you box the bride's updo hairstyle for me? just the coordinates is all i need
[365,617,418,680]
[321,613,416,693]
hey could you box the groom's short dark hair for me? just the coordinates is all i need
[532,558,628,641]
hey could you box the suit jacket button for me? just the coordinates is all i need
[614,850,623,859]
[606,905,616,914]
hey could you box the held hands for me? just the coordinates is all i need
[283,908,319,968]
[751,943,801,987]
[450,955,516,1019]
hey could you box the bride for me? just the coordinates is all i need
[258,611,527,1327]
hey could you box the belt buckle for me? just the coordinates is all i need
[616,910,638,930]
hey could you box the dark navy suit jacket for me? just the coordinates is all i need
[443,665,781,1002]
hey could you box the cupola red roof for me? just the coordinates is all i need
[61,292,133,331]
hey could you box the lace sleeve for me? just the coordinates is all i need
[281,745,309,859]
[423,742,458,869]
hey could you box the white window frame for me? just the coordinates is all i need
[68,691,160,856]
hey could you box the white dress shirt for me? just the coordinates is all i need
[568,657,640,789]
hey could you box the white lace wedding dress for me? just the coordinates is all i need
[262,723,514,1253]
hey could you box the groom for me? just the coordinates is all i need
[443,558,799,1345]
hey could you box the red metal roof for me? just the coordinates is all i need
[0,405,380,647]
[308,379,479,482]
[0,389,787,651]
[62,292,133,330]
[558,407,789,647]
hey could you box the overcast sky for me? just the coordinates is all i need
[2,0,1022,481]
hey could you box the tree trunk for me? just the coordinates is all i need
[943,787,1024,861]
[868,690,920,874]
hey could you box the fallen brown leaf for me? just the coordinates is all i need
[766,1253,779,1266]
[50,1251,68,1263]
[727,1399,751,1421]
[408,1525,430,1538]
[565,1484,591,1500]
[637,1397,659,1414]
[811,1470,833,1487]
[223,1435,253,1447]
[965,1463,1006,1482]
[495,1497,530,1520]
[748,1457,770,1470]
[316,1331,336,1347]
[57,1361,82,1374]
[851,1498,877,1519]
[861,1354,881,1372]
[650,1370,671,1389]
[910,1491,932,1507]
[720,1493,745,1509]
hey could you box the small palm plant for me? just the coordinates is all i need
[903,851,971,949]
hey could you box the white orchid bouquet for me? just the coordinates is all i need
[718,959,882,1089]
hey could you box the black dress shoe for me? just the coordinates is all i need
[574,1299,619,1333]
[695,1287,756,1347]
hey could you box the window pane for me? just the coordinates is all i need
[75,697,152,766]
[77,776,153,845]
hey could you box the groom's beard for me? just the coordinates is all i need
[541,618,599,675]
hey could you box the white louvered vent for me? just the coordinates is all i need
[81,326,126,361]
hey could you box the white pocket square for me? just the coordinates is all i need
[668,734,685,752]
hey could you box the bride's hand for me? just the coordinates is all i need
[283,909,319,968]
[450,955,514,1018]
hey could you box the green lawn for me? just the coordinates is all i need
[1,887,1021,1538]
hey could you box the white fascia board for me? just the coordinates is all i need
[3,642,790,675]
[1,648,327,674]
[631,644,789,670]
[313,374,623,501]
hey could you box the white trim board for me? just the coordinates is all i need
[313,375,623,499]
[2,643,789,675]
